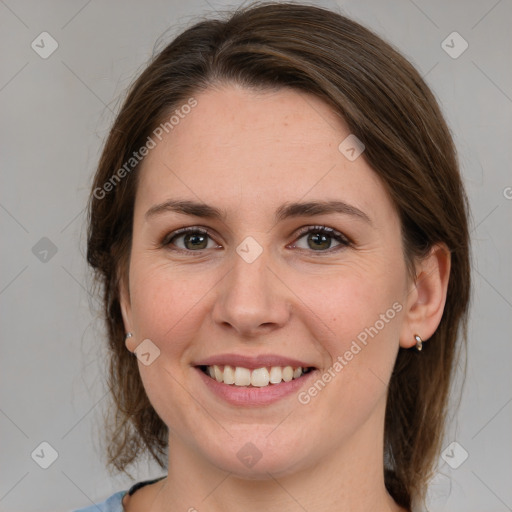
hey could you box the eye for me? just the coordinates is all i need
[162,225,351,254]
[162,227,221,251]
[290,225,351,252]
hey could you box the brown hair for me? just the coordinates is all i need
[87,2,471,509]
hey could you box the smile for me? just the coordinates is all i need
[199,365,315,387]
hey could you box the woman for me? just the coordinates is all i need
[77,2,471,511]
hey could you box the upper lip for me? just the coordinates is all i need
[193,354,316,370]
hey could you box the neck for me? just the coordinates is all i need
[153,400,408,512]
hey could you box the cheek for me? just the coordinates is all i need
[128,239,407,361]
[297,270,404,416]
[127,261,209,426]
[297,264,406,415]
[302,263,405,349]
[128,260,204,351]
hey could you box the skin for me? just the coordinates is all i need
[120,84,450,512]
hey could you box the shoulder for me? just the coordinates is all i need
[70,476,166,512]
[71,490,126,512]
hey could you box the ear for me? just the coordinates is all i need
[399,243,451,348]
[119,276,137,352]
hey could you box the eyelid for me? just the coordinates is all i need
[161,226,221,249]
[162,226,209,244]
[291,224,351,244]
[161,224,352,253]
[288,224,352,253]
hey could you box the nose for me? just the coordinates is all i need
[211,246,291,338]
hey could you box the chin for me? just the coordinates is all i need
[200,434,312,479]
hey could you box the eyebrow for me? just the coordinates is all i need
[145,199,372,224]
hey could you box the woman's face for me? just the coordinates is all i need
[122,84,414,477]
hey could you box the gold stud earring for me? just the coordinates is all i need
[414,334,423,351]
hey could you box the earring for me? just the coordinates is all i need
[414,334,423,351]
[125,332,134,339]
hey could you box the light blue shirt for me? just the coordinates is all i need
[72,490,126,512]
[71,477,166,512]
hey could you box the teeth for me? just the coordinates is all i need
[282,366,293,382]
[269,366,282,384]
[234,367,251,386]
[223,365,235,385]
[204,365,307,386]
[251,368,270,387]
[213,365,223,383]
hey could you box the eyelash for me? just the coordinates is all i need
[161,225,351,254]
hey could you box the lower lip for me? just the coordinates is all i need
[195,367,318,406]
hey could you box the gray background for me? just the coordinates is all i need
[1,0,511,511]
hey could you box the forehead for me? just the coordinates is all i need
[134,85,393,224]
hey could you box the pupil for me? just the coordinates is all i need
[309,232,330,250]
[185,233,207,250]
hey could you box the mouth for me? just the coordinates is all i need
[197,364,316,387]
